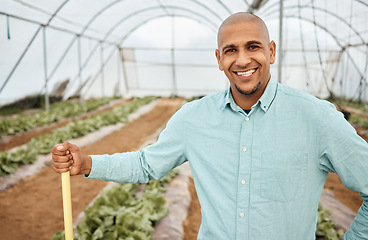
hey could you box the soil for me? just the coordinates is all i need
[0,98,366,240]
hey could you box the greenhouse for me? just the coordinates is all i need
[0,0,367,239]
[1,0,367,106]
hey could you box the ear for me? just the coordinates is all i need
[269,40,276,64]
[215,49,224,71]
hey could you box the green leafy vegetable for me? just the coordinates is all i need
[0,97,115,137]
[316,203,345,240]
[51,169,179,240]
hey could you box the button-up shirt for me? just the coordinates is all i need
[88,78,368,239]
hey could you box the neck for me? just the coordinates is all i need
[231,76,271,110]
[232,92,260,110]
[231,86,267,110]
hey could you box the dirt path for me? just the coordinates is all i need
[0,98,183,240]
[184,178,201,240]
[324,174,362,213]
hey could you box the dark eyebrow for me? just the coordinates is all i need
[246,40,262,46]
[222,44,236,52]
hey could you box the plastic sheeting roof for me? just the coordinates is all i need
[0,0,367,106]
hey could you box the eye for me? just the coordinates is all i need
[248,45,260,50]
[224,48,236,54]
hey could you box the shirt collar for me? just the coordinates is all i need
[221,76,277,112]
[258,77,277,112]
[221,88,238,112]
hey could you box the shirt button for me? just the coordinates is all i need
[245,117,249,121]
[241,180,246,184]
[240,212,245,217]
[242,147,247,152]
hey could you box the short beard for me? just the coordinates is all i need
[234,81,261,95]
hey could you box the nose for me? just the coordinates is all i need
[235,50,251,68]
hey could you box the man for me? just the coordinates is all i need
[52,13,368,239]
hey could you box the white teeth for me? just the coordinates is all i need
[237,69,256,77]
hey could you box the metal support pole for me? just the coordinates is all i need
[120,48,130,95]
[171,16,177,96]
[116,47,121,97]
[43,26,50,112]
[277,0,284,84]
[77,36,83,102]
[171,48,177,96]
[6,15,10,39]
[100,42,105,97]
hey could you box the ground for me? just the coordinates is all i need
[0,98,365,240]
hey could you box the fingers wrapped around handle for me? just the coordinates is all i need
[51,142,84,175]
[52,144,74,173]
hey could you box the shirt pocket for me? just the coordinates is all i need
[261,151,308,202]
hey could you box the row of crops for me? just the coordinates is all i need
[0,96,157,176]
[0,97,117,136]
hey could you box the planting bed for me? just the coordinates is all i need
[0,97,366,240]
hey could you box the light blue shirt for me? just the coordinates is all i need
[88,78,368,239]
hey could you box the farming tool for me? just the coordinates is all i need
[61,171,74,240]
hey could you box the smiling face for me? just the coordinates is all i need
[215,13,276,109]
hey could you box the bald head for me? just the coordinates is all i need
[217,12,270,48]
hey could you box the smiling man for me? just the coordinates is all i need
[216,13,275,110]
[51,13,368,239]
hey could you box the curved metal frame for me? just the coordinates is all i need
[273,15,367,81]
[116,13,216,46]
[0,1,222,97]
[258,0,368,17]
[260,4,366,45]
[259,1,368,96]
[80,12,220,96]
[1,0,367,101]
[76,0,229,38]
[12,0,231,39]
[45,0,70,25]
[54,9,219,96]
[267,14,367,99]
[102,6,220,44]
